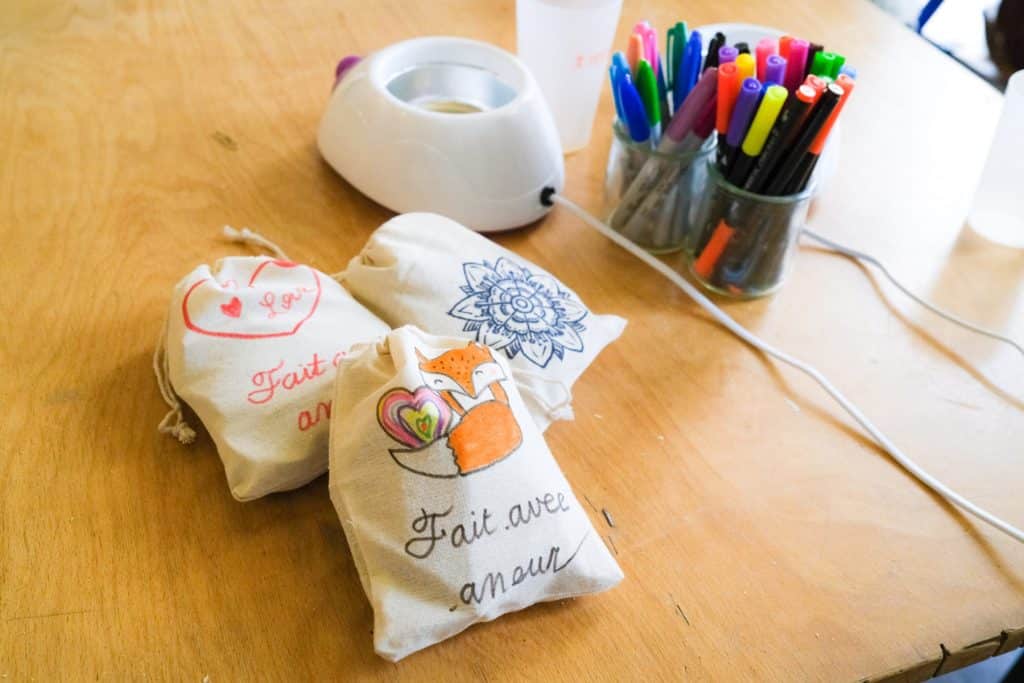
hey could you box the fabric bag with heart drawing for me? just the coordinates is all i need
[340,212,627,431]
[154,250,390,501]
[328,325,623,661]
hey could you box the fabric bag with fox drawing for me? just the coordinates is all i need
[340,212,627,431]
[328,325,623,661]
[155,255,390,501]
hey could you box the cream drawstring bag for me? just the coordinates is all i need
[328,326,623,661]
[154,232,390,501]
[341,213,627,430]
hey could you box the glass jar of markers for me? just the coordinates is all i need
[604,122,715,254]
[686,160,814,298]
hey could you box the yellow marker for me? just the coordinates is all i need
[735,53,755,82]
[741,85,788,156]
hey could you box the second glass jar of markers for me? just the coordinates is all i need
[686,159,814,298]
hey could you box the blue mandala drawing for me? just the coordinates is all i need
[447,257,589,369]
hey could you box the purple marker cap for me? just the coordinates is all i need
[333,55,361,90]
[784,40,809,91]
[726,78,763,147]
[666,67,718,141]
[765,55,787,86]
[718,45,739,66]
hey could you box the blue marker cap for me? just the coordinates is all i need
[839,64,858,80]
[618,76,651,143]
[609,63,626,122]
[612,51,629,74]
[674,29,703,111]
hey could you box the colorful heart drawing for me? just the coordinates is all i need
[377,386,453,448]
[220,296,242,318]
[399,403,441,443]
[181,259,322,340]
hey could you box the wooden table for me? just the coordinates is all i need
[2,0,1022,680]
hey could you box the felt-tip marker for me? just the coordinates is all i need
[728,84,788,186]
[718,45,739,66]
[787,74,855,193]
[715,61,740,166]
[674,29,703,112]
[743,83,818,192]
[805,43,823,78]
[764,82,843,195]
[735,52,755,82]
[755,37,777,81]
[722,77,762,171]
[783,39,810,92]
[765,55,787,86]
[705,32,726,69]
[811,51,837,78]
[636,59,661,144]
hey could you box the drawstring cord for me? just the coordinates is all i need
[222,225,290,261]
[152,314,197,444]
[511,369,575,421]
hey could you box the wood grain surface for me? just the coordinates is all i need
[2,0,1022,680]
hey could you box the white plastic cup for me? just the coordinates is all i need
[967,70,1024,247]
[516,0,623,153]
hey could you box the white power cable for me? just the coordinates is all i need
[801,228,1024,359]
[549,191,1024,544]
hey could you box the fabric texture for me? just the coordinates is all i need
[164,256,390,500]
[340,213,627,430]
[328,326,623,661]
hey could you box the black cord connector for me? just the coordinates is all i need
[540,186,556,207]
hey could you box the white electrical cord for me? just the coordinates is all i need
[801,229,1024,359]
[548,191,1024,544]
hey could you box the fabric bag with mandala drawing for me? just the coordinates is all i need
[154,256,390,501]
[328,325,623,661]
[339,212,627,431]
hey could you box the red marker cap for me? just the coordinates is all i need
[809,74,855,155]
[716,62,740,134]
[804,74,827,94]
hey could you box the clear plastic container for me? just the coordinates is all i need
[604,123,715,254]
[687,160,814,298]
[516,0,623,153]
[967,69,1024,247]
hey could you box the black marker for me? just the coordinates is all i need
[805,43,823,79]
[734,41,751,55]
[785,74,856,193]
[704,32,726,69]
[743,84,818,193]
[763,82,843,195]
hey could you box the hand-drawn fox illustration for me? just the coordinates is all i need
[415,342,523,475]
[376,341,524,479]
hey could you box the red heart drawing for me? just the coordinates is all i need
[182,259,322,340]
[220,296,242,318]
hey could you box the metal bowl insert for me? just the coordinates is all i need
[386,62,518,114]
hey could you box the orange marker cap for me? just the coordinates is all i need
[716,62,740,134]
[779,35,794,60]
[694,220,735,279]
[804,73,827,94]
[809,74,855,155]
[626,34,644,75]
[795,82,819,106]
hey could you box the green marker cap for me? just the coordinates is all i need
[829,52,846,79]
[635,58,661,126]
[812,51,838,78]
[666,22,688,89]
